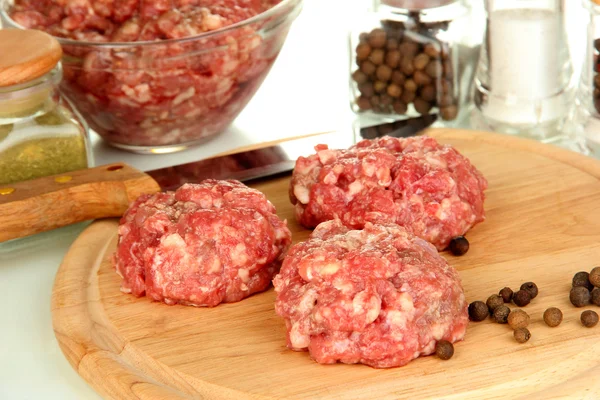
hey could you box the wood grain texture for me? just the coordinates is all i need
[0,29,62,87]
[52,129,600,400]
[0,163,160,242]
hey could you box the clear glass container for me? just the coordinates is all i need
[348,0,481,137]
[575,0,600,156]
[473,0,574,143]
[0,65,93,185]
[1,0,303,154]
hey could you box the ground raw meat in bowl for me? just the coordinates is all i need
[113,179,292,306]
[289,135,487,250]
[4,0,302,151]
[273,220,468,368]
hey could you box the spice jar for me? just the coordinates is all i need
[349,0,481,135]
[0,29,92,186]
[576,0,600,156]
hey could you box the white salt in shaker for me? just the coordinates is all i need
[473,0,574,143]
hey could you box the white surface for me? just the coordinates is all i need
[0,1,590,399]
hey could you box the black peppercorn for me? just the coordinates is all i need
[420,85,436,102]
[413,98,432,115]
[513,290,531,307]
[356,96,372,110]
[439,105,458,121]
[369,49,385,65]
[589,267,600,288]
[507,309,529,329]
[520,282,538,299]
[543,307,563,327]
[493,305,511,324]
[435,340,454,360]
[356,43,372,61]
[392,101,407,115]
[514,327,531,344]
[468,301,488,322]
[499,287,513,303]
[413,53,430,70]
[572,271,593,291]
[487,294,504,314]
[448,236,469,256]
[581,310,599,328]
[570,286,591,307]
[592,288,600,306]
[368,28,387,49]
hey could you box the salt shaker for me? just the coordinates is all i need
[473,0,574,143]
[348,0,481,136]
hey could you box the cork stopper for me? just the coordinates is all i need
[0,29,63,87]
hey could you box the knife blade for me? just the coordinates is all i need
[0,115,435,242]
[147,114,436,190]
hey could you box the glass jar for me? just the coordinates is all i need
[473,0,574,143]
[576,0,600,155]
[0,30,92,186]
[348,0,481,137]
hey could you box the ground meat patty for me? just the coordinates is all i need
[113,179,291,306]
[273,220,468,368]
[289,136,488,250]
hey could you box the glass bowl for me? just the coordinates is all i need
[1,0,303,153]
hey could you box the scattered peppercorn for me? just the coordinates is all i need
[513,328,531,343]
[493,305,511,324]
[592,288,600,306]
[543,307,563,327]
[570,286,591,307]
[507,309,530,330]
[572,271,593,291]
[448,236,469,256]
[581,310,599,328]
[499,287,513,303]
[520,282,538,299]
[487,294,504,315]
[435,340,454,360]
[513,290,531,307]
[589,267,600,288]
[468,301,488,322]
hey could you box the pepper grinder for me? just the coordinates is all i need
[472,0,574,143]
[575,0,600,156]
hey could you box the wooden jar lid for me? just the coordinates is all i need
[0,29,63,87]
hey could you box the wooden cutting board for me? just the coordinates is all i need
[52,129,600,400]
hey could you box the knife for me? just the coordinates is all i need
[0,115,435,242]
[147,114,437,190]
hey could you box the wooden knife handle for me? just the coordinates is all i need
[0,163,161,242]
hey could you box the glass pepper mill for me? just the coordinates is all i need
[575,0,600,156]
[473,0,574,143]
[348,0,481,139]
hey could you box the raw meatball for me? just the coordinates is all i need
[273,220,468,368]
[289,136,488,250]
[113,179,292,307]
